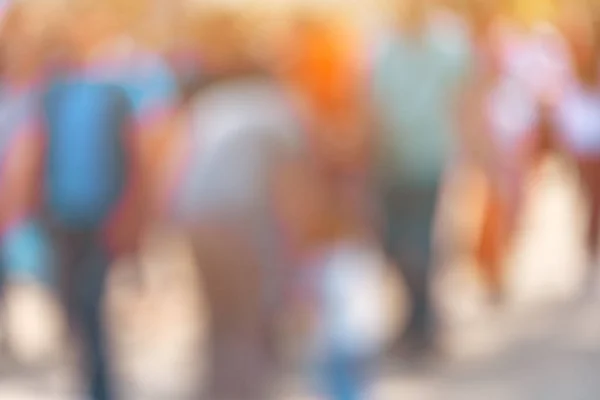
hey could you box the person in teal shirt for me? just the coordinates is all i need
[371,0,473,355]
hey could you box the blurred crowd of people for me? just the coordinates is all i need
[1,0,600,399]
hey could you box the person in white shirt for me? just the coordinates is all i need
[168,16,304,397]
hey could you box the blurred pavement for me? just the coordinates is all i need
[2,158,600,399]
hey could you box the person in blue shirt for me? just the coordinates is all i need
[29,3,178,399]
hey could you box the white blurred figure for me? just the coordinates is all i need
[308,239,390,400]
[165,14,304,399]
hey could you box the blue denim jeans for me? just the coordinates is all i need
[380,182,439,345]
[319,350,371,400]
[44,222,114,400]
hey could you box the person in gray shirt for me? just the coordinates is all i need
[173,61,304,399]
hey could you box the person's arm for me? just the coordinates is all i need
[132,59,181,221]
[102,111,149,258]
[0,119,44,233]
[147,108,191,221]
[454,38,500,177]
[457,78,485,161]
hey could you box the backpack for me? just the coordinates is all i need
[41,80,133,229]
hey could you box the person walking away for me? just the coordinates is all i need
[282,14,375,236]
[463,3,540,304]
[61,1,179,298]
[275,15,385,399]
[170,13,304,399]
[469,7,574,302]
[28,3,147,399]
[553,9,600,296]
[37,74,136,400]
[370,0,474,355]
[274,131,386,400]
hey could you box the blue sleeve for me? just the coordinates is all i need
[128,58,179,118]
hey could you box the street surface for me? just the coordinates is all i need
[2,158,600,399]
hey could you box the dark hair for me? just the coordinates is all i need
[466,0,494,34]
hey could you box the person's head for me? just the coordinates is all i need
[283,12,354,100]
[467,0,499,36]
[65,0,128,62]
[194,9,252,75]
[395,0,432,35]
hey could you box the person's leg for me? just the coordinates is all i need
[321,350,370,400]
[51,228,85,340]
[77,239,113,400]
[257,213,288,369]
[192,220,268,400]
[382,186,416,345]
[476,187,507,304]
[49,225,114,400]
[381,184,438,351]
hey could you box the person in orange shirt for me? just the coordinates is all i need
[281,14,374,239]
